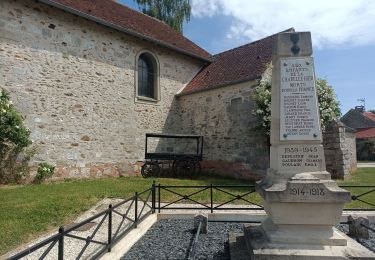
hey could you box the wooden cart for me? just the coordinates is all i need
[141,133,203,178]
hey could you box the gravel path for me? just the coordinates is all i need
[122,220,375,260]
[122,219,243,260]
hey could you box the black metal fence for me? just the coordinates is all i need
[157,184,262,212]
[9,187,154,260]
[8,183,375,259]
[340,186,375,211]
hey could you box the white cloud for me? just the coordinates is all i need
[191,0,375,48]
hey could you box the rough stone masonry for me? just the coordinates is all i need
[0,0,203,179]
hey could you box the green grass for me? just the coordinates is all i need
[1,168,375,256]
[337,167,375,209]
[0,176,251,255]
[337,167,375,185]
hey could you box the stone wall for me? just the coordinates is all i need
[175,82,269,180]
[0,0,203,180]
[323,120,357,179]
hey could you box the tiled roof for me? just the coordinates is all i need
[364,112,375,122]
[179,29,294,95]
[40,0,211,61]
[356,128,375,139]
[341,109,375,129]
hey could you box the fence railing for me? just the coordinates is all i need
[157,184,262,213]
[340,186,375,211]
[7,183,375,259]
[8,187,154,260]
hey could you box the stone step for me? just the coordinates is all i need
[228,232,251,260]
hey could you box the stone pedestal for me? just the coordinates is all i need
[236,31,375,259]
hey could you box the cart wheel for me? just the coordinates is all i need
[141,162,160,178]
[173,157,201,178]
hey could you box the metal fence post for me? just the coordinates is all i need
[158,184,161,213]
[134,192,138,228]
[152,180,156,213]
[210,184,213,213]
[58,226,64,260]
[108,204,112,252]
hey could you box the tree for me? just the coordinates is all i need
[133,0,191,33]
[252,75,341,136]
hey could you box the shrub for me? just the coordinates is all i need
[35,162,55,183]
[0,88,33,183]
[252,74,341,136]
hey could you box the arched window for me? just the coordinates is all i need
[137,53,157,99]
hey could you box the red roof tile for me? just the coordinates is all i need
[356,128,375,139]
[364,112,375,123]
[41,0,211,61]
[179,29,294,95]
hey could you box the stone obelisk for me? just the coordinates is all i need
[245,32,374,259]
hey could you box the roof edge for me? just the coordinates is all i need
[39,0,212,63]
[177,75,261,97]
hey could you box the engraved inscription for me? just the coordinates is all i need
[277,144,325,172]
[280,58,321,141]
[290,187,325,197]
[281,145,322,168]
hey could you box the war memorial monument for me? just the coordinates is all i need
[241,32,375,259]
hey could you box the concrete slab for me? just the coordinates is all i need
[243,226,375,260]
[101,214,157,260]
[358,163,375,168]
[157,210,375,224]
[251,235,375,260]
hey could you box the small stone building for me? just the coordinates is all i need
[341,106,375,161]
[0,0,354,180]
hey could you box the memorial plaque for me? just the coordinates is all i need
[279,57,321,141]
[277,144,325,173]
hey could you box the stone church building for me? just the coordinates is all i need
[0,0,354,180]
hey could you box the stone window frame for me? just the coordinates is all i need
[134,50,160,103]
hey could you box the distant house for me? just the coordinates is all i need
[341,106,375,160]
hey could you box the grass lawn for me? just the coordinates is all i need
[1,168,375,256]
[337,167,375,209]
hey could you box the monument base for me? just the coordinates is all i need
[237,172,374,259]
[229,227,375,260]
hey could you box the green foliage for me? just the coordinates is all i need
[0,89,31,153]
[252,76,272,136]
[369,109,375,114]
[252,75,341,136]
[316,78,341,128]
[133,0,191,33]
[35,162,55,183]
[0,88,33,183]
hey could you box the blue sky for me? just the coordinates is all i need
[120,0,375,114]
